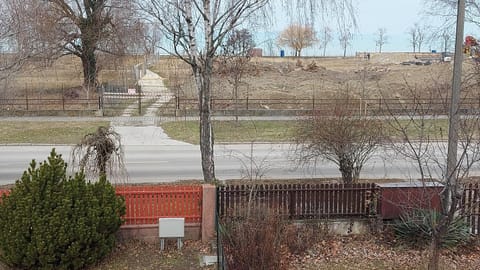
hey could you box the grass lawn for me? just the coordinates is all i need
[161,119,451,144]
[0,121,110,144]
[161,120,296,144]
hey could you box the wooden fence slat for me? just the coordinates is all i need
[216,183,385,220]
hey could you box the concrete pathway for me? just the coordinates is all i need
[114,69,174,123]
[111,69,188,146]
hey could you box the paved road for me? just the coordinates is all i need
[0,143,468,185]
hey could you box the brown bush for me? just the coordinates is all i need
[220,208,286,270]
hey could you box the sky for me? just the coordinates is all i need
[256,0,479,57]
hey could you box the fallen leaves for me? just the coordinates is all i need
[287,235,480,270]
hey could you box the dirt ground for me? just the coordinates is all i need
[1,232,478,270]
[87,240,215,270]
[88,235,480,269]
[0,54,141,100]
[288,234,480,270]
[152,52,480,103]
[3,52,479,105]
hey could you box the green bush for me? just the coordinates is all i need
[0,149,125,270]
[393,209,471,248]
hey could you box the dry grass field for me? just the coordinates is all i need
[0,54,143,101]
[150,53,480,104]
[2,52,479,112]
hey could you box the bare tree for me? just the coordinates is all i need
[277,24,317,57]
[382,77,480,270]
[408,26,418,53]
[71,126,126,182]
[137,0,268,182]
[319,26,332,57]
[136,0,357,182]
[219,29,255,122]
[293,95,384,184]
[408,23,427,53]
[439,29,453,53]
[424,0,480,28]
[417,24,427,52]
[375,27,388,53]
[5,0,138,90]
[0,0,48,81]
[338,28,353,57]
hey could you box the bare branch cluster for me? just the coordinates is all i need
[3,0,141,88]
[382,71,480,269]
[294,96,384,184]
[71,126,126,183]
[277,24,317,57]
[137,0,269,182]
[375,28,388,53]
[424,0,480,27]
[408,23,427,53]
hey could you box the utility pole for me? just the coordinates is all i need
[445,0,465,213]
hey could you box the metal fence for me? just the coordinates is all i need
[2,96,480,116]
[0,97,100,111]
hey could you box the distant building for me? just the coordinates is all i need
[249,48,263,57]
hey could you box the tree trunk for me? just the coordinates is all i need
[339,156,354,184]
[428,236,440,270]
[353,166,361,183]
[81,48,97,90]
[195,65,215,182]
[234,79,239,123]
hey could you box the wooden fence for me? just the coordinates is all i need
[217,183,379,220]
[116,185,202,225]
[0,189,9,202]
[2,183,480,234]
[462,183,480,234]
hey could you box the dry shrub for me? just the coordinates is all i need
[220,207,286,270]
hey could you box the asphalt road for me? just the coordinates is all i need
[0,143,470,185]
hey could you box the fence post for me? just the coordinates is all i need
[99,85,104,111]
[288,184,295,219]
[202,184,216,243]
[137,84,142,115]
[25,86,29,111]
[246,97,249,110]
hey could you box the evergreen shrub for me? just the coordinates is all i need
[0,149,125,270]
[393,209,471,248]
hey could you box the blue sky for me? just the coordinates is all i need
[256,0,479,56]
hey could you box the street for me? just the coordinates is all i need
[0,143,473,185]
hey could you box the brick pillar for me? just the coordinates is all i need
[202,184,216,243]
